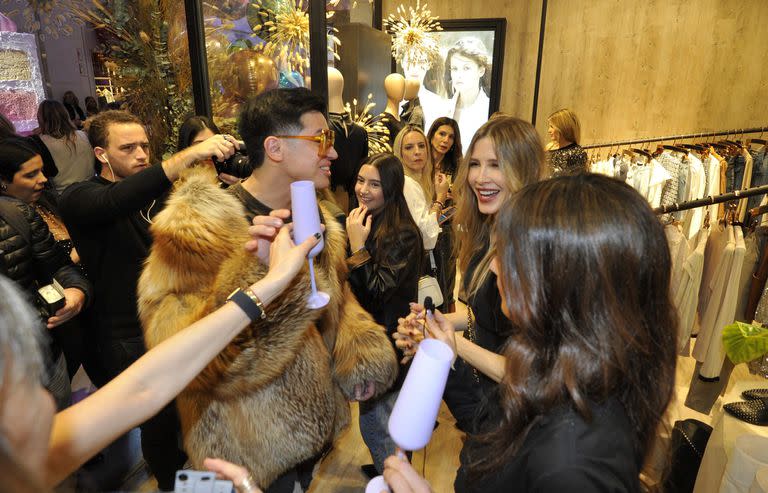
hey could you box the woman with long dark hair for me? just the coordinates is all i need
[34,100,94,194]
[427,117,463,312]
[346,153,423,477]
[62,91,85,129]
[178,114,243,185]
[385,173,678,492]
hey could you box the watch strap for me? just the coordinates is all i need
[227,288,264,321]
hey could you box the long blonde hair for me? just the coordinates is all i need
[454,116,547,295]
[547,108,581,145]
[393,125,434,201]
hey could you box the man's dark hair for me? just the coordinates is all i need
[237,88,327,169]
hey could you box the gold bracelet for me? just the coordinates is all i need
[244,287,267,320]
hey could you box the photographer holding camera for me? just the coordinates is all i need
[178,115,253,185]
[0,137,93,411]
[58,110,236,490]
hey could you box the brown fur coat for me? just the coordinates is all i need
[137,168,398,487]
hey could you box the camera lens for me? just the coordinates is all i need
[178,473,188,481]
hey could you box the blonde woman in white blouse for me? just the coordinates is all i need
[392,125,450,251]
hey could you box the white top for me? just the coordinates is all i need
[693,224,746,378]
[403,175,440,250]
[446,89,490,151]
[40,130,95,194]
[682,153,707,239]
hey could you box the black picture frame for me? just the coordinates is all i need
[391,18,506,142]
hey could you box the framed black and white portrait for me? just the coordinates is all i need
[394,18,506,147]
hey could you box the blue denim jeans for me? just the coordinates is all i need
[726,154,746,193]
[359,390,400,473]
[748,149,768,211]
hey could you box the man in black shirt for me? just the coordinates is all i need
[59,110,236,490]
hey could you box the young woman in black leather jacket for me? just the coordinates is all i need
[0,138,92,408]
[345,152,423,476]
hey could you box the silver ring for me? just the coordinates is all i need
[238,475,258,493]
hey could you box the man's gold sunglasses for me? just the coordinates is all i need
[274,128,335,157]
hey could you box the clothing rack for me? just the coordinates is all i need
[583,126,767,150]
[653,184,768,215]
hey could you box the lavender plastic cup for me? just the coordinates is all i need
[388,338,454,451]
[366,475,391,493]
[290,180,324,258]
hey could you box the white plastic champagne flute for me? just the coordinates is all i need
[366,336,454,491]
[290,180,330,309]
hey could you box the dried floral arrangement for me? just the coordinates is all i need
[346,95,391,155]
[68,0,192,159]
[249,0,340,76]
[384,0,441,68]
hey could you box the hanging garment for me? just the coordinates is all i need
[734,230,760,323]
[658,150,686,221]
[747,145,768,212]
[681,153,707,239]
[693,225,746,379]
[673,228,709,354]
[704,153,721,225]
[736,148,754,222]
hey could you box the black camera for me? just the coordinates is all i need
[214,143,253,178]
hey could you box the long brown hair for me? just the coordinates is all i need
[473,174,677,477]
[453,116,546,296]
[355,153,422,268]
[393,125,434,202]
[37,100,77,149]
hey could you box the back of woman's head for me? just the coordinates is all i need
[427,117,463,175]
[0,138,40,182]
[37,100,77,141]
[0,114,16,140]
[486,173,676,472]
[454,116,546,292]
[548,108,581,144]
[0,275,46,492]
[177,115,221,151]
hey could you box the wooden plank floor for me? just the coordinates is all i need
[308,402,464,493]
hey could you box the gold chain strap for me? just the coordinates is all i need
[465,305,480,383]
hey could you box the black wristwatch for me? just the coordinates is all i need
[226,288,266,321]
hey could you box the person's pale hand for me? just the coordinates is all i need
[47,288,86,329]
[435,172,450,196]
[189,134,237,163]
[423,309,457,364]
[351,380,376,401]
[261,226,320,290]
[245,209,291,264]
[382,455,433,493]
[203,458,263,493]
[346,205,372,252]
[393,313,425,364]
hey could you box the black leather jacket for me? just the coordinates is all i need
[0,198,92,306]
[346,223,422,334]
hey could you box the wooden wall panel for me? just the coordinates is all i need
[537,0,768,144]
[381,0,768,145]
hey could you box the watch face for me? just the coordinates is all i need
[227,288,240,300]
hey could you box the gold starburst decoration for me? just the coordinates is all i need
[346,95,391,155]
[384,0,441,68]
[251,0,340,76]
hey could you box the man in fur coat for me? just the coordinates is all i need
[138,89,398,492]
